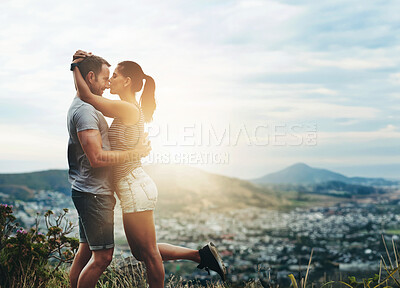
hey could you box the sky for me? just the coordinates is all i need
[0,0,399,179]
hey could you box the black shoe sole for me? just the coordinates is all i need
[208,242,227,281]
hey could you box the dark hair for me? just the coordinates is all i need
[78,55,111,80]
[118,61,156,123]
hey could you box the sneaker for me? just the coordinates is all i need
[197,242,227,281]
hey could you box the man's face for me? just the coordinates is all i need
[90,64,110,96]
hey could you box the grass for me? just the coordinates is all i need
[4,240,400,288]
[4,232,400,287]
[3,259,400,288]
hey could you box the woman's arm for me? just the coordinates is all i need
[72,59,138,122]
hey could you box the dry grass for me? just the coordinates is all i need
[6,236,400,288]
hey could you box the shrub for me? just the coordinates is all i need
[0,204,78,287]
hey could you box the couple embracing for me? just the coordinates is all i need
[67,50,226,288]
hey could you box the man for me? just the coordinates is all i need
[67,52,150,288]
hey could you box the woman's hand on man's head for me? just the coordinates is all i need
[72,50,92,63]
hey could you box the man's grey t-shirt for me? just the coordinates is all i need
[67,97,112,195]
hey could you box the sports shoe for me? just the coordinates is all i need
[197,242,227,281]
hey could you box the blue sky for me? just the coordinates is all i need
[0,0,399,179]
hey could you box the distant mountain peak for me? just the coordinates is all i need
[253,163,348,184]
[253,163,397,186]
[286,163,312,170]
[291,162,310,168]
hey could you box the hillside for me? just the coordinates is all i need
[144,164,284,213]
[1,164,392,212]
[0,185,35,200]
[0,165,286,212]
[0,169,70,196]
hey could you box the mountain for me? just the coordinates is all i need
[0,185,35,200]
[0,169,70,196]
[0,165,284,212]
[253,163,398,186]
[253,163,347,184]
[1,164,395,212]
[144,165,283,214]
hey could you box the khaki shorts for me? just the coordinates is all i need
[115,167,158,213]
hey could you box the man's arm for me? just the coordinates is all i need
[78,129,150,168]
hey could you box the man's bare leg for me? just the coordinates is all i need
[76,248,113,288]
[70,242,92,288]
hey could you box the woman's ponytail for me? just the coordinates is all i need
[118,61,157,123]
[140,75,156,123]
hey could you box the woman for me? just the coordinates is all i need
[71,51,226,287]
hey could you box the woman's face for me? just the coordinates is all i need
[109,66,126,95]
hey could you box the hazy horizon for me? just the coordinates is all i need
[0,162,399,182]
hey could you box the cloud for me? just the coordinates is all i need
[305,50,398,70]
[282,0,400,50]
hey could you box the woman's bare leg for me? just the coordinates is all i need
[123,211,164,288]
[123,215,200,263]
[124,211,226,283]
[157,243,200,263]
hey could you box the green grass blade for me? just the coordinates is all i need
[319,281,335,288]
[288,274,299,288]
[338,281,355,288]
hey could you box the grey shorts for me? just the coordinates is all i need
[115,167,158,213]
[71,189,116,251]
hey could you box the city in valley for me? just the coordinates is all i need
[4,188,400,285]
